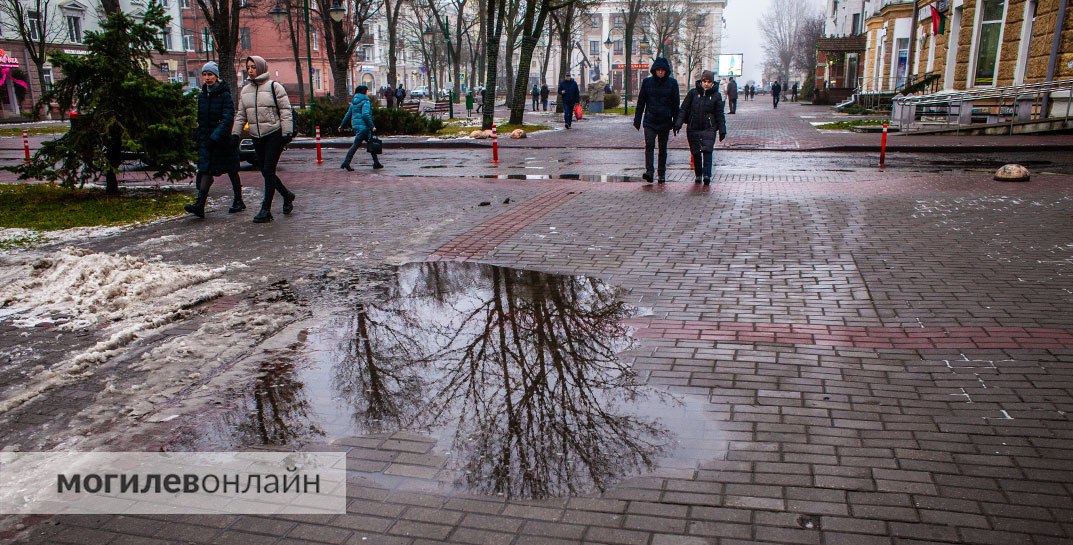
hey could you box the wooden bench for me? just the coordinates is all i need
[427,100,451,118]
[400,101,421,114]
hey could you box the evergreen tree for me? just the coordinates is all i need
[16,2,196,193]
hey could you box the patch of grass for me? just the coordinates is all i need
[0,184,190,231]
[0,232,47,250]
[497,123,551,134]
[0,125,70,137]
[815,119,889,130]
[599,107,633,115]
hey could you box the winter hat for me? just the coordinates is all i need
[201,61,220,78]
[700,70,715,82]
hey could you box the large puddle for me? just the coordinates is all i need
[170,263,720,498]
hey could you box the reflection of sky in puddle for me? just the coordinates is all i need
[176,263,722,499]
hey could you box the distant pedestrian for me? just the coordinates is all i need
[476,88,484,113]
[726,77,738,114]
[465,90,474,116]
[232,55,295,224]
[633,57,679,184]
[383,85,396,109]
[339,85,383,172]
[184,61,244,218]
[531,84,540,111]
[771,81,781,109]
[791,82,798,102]
[396,84,407,107]
[540,83,549,110]
[558,73,580,128]
[675,70,726,186]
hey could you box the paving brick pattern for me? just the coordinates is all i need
[5,111,1073,545]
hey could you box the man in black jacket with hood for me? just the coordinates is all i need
[633,57,679,184]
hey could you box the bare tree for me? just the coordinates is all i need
[507,0,577,124]
[314,0,378,100]
[679,13,709,85]
[792,11,825,98]
[383,0,407,89]
[427,0,476,101]
[618,0,652,114]
[642,0,685,60]
[758,0,811,86]
[479,0,508,128]
[548,0,590,112]
[0,0,68,114]
[273,0,307,107]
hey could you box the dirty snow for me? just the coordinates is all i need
[0,248,249,414]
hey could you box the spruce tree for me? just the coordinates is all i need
[17,2,196,193]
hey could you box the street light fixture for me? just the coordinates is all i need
[328,0,345,23]
[639,36,650,57]
[268,0,324,136]
[604,30,627,115]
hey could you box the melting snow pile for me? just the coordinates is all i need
[0,248,249,413]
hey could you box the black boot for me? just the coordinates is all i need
[641,172,653,183]
[228,197,246,213]
[184,189,209,218]
[228,173,245,213]
[372,155,384,169]
[657,172,666,184]
[703,177,711,185]
[252,207,273,223]
[282,190,296,215]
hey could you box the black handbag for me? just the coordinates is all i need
[367,135,383,155]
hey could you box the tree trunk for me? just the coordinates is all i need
[504,40,515,105]
[481,0,506,129]
[624,27,632,116]
[387,25,398,88]
[453,16,464,100]
[332,52,349,99]
[508,35,540,124]
[105,129,122,194]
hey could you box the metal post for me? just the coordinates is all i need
[879,122,888,168]
[304,0,315,136]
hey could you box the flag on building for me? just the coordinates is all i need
[931,5,947,35]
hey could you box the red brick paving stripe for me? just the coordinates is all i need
[429,188,582,261]
[624,318,1073,350]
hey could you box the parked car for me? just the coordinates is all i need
[410,86,430,99]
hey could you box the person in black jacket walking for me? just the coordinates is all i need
[772,81,782,108]
[558,73,580,128]
[632,57,679,183]
[675,70,727,186]
[726,77,738,114]
[185,61,244,218]
[540,84,549,110]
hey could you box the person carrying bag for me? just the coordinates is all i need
[232,55,295,223]
[339,85,383,171]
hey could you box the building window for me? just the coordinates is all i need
[312,31,319,51]
[851,13,861,35]
[589,40,599,56]
[613,40,623,55]
[28,11,41,41]
[695,14,706,27]
[313,69,321,90]
[42,67,53,91]
[181,0,190,8]
[894,37,908,88]
[239,27,251,50]
[973,0,1006,86]
[161,30,172,50]
[183,30,194,51]
[591,15,599,28]
[363,45,372,62]
[201,28,214,52]
[612,14,623,29]
[66,15,82,43]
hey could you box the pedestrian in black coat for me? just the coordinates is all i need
[675,70,727,186]
[726,77,738,114]
[632,57,679,183]
[185,61,244,218]
[531,84,540,111]
[558,73,580,128]
[791,82,798,102]
[540,84,549,110]
[772,81,782,108]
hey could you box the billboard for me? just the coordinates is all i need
[716,54,743,77]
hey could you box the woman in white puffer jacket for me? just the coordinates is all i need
[232,55,295,223]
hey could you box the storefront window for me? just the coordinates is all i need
[973,0,1006,86]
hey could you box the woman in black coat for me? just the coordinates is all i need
[674,70,727,185]
[185,61,244,218]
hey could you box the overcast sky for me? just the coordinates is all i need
[720,0,826,85]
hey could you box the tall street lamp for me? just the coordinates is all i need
[270,0,344,135]
[605,29,627,115]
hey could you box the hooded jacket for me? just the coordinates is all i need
[633,57,679,131]
[232,56,294,138]
[726,79,738,100]
[558,77,580,105]
[197,80,238,175]
[674,80,727,151]
[341,92,374,138]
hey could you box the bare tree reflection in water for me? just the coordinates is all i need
[337,262,673,499]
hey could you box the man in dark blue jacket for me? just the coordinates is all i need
[633,57,679,183]
[558,73,580,128]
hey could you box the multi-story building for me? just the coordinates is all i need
[0,0,186,117]
[822,0,1072,101]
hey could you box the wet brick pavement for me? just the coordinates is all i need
[2,101,1073,545]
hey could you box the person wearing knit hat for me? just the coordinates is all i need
[184,61,244,218]
[674,69,727,185]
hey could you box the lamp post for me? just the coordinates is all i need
[424,16,454,117]
[270,0,344,136]
[604,30,627,115]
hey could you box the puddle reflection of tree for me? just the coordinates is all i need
[336,262,673,499]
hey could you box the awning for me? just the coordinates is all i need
[817,35,867,53]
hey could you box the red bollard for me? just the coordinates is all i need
[22,129,30,163]
[492,124,499,164]
[315,126,323,164]
[879,123,888,168]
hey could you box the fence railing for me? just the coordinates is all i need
[891,79,1073,133]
